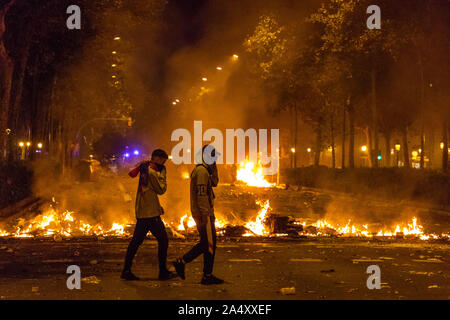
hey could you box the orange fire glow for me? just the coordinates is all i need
[236,161,274,188]
[244,200,271,236]
[0,206,130,238]
[0,201,447,241]
[177,214,227,231]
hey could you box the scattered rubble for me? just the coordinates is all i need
[81,276,101,284]
[280,287,296,295]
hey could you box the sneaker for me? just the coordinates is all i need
[121,270,140,281]
[201,274,224,285]
[173,258,185,280]
[158,270,178,280]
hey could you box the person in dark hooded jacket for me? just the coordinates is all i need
[121,149,177,281]
[173,145,224,285]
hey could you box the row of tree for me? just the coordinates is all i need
[242,0,449,170]
[0,0,166,172]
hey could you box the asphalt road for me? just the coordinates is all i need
[0,237,448,300]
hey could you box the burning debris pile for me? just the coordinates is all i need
[172,200,449,241]
[0,205,132,239]
[0,199,448,241]
[0,160,448,241]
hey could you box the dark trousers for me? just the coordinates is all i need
[123,216,169,273]
[183,215,217,275]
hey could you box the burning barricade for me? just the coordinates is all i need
[0,204,133,239]
[0,195,448,241]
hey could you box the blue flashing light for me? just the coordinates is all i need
[133,150,139,156]
[124,153,130,158]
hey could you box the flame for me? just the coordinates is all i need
[300,216,437,239]
[236,161,274,188]
[244,200,271,236]
[108,223,125,235]
[0,206,130,238]
[177,214,227,231]
[182,172,190,180]
[214,217,227,229]
[177,214,196,231]
[0,201,446,241]
[63,211,74,222]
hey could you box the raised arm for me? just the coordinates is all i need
[148,167,167,195]
[209,163,219,187]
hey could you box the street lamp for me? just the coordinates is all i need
[26,141,31,147]
[361,145,367,152]
[394,143,401,167]
[290,147,295,169]
[440,142,444,150]
[232,54,239,60]
[216,66,222,70]
[306,147,312,166]
[18,141,25,160]
[114,36,121,41]
[37,142,43,149]
[202,77,207,81]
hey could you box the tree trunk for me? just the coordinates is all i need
[314,125,322,167]
[417,48,426,169]
[366,126,372,168]
[47,75,57,157]
[401,126,410,168]
[0,59,13,158]
[443,120,448,172]
[348,109,355,169]
[289,107,294,168]
[370,65,379,168]
[384,131,391,167]
[10,37,33,133]
[420,124,425,169]
[330,112,335,169]
[0,0,17,158]
[341,106,346,169]
[294,104,298,168]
